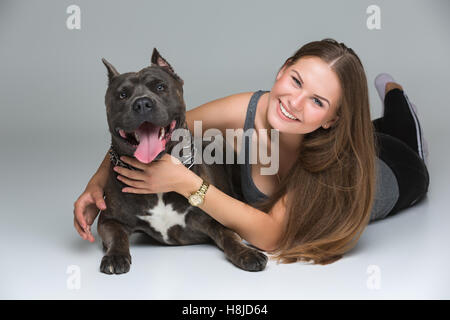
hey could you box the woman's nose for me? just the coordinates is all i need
[290,92,306,111]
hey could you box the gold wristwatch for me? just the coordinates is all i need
[188,180,210,207]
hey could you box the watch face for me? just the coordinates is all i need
[189,194,202,206]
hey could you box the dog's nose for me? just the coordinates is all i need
[132,97,154,114]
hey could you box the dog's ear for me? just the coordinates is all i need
[102,58,120,84]
[151,48,184,86]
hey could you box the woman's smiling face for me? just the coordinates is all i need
[267,56,342,134]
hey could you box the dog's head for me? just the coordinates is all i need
[102,48,186,163]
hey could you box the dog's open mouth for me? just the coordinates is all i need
[118,120,177,164]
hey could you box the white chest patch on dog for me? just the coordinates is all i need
[137,193,187,243]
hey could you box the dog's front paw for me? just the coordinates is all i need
[233,248,268,272]
[100,254,131,275]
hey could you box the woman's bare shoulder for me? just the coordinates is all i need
[186,91,254,134]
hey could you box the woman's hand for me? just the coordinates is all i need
[114,153,202,197]
[73,183,106,242]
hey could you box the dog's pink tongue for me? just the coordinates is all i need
[134,122,166,164]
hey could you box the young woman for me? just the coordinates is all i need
[74,39,429,265]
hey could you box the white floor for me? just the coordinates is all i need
[1,0,449,300]
[0,133,449,299]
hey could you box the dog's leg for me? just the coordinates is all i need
[97,217,132,274]
[211,225,268,272]
[190,214,268,271]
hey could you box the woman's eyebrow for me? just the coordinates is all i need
[292,70,331,107]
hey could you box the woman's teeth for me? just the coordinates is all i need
[279,102,298,120]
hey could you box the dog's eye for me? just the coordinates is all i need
[119,91,127,99]
[156,84,165,92]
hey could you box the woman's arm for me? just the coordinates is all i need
[114,92,287,250]
[186,92,252,136]
[93,92,251,186]
[182,93,287,251]
[91,92,250,189]
[178,169,286,252]
[73,150,110,241]
[116,153,287,252]
[90,151,111,188]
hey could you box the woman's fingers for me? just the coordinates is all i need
[74,212,96,242]
[120,156,147,170]
[74,217,85,238]
[92,190,107,211]
[113,165,146,181]
[73,196,89,231]
[122,187,149,194]
[117,175,147,189]
[73,188,105,241]
[73,217,94,242]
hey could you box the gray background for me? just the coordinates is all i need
[0,0,449,299]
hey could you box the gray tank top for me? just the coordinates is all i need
[239,90,400,222]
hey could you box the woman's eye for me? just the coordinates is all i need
[313,98,323,107]
[291,76,323,107]
[292,76,301,87]
[156,84,165,91]
[119,91,127,99]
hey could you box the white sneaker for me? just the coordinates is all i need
[375,73,396,112]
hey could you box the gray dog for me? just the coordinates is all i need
[98,49,268,274]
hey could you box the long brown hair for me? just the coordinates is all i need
[257,38,378,265]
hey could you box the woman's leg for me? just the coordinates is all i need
[374,132,429,216]
[373,83,428,163]
[372,81,430,217]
